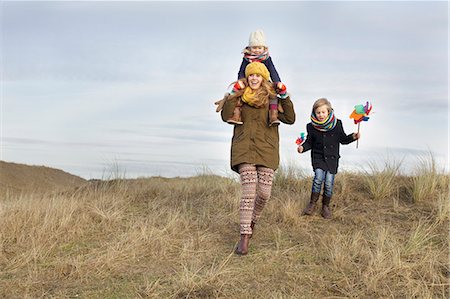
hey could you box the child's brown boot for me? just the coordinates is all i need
[227,99,243,125]
[269,109,280,126]
[321,195,332,219]
[227,106,243,125]
[302,192,320,215]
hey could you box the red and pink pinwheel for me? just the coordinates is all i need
[295,132,306,146]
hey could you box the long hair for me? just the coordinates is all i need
[228,78,276,108]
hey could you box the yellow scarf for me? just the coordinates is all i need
[242,87,263,108]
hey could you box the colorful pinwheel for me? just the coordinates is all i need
[349,101,372,148]
[295,132,306,146]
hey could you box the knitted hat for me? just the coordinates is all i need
[248,30,267,47]
[245,62,270,81]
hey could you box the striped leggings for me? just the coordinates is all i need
[238,163,275,235]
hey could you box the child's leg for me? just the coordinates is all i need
[216,81,246,114]
[323,172,335,198]
[251,166,275,224]
[303,168,325,215]
[238,163,258,235]
[227,98,243,125]
[312,168,326,194]
[269,98,280,126]
[321,171,336,219]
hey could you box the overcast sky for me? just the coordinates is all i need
[1,1,448,179]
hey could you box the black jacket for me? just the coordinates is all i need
[238,57,281,82]
[302,119,355,174]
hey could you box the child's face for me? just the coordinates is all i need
[248,74,263,90]
[315,105,329,122]
[250,46,265,55]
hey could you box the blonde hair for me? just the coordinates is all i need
[229,78,276,108]
[312,98,333,114]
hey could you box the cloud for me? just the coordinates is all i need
[2,1,447,178]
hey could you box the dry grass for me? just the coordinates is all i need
[363,159,402,201]
[0,161,448,298]
[412,154,449,203]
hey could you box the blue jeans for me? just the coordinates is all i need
[312,168,335,198]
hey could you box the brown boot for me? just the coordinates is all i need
[302,192,320,215]
[269,109,280,126]
[321,195,332,219]
[227,102,243,125]
[235,234,250,255]
[227,106,243,125]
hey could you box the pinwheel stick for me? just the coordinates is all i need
[356,122,360,149]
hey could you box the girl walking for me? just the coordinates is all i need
[297,98,360,219]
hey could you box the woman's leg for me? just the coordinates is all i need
[238,163,258,235]
[236,163,257,255]
[251,166,275,224]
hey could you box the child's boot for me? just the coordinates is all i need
[227,98,243,125]
[321,195,332,219]
[302,192,320,215]
[227,106,243,125]
[269,109,280,126]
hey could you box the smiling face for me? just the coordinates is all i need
[315,104,329,122]
[248,73,263,90]
[250,46,266,55]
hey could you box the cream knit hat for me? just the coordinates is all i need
[248,30,267,47]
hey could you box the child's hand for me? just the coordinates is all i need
[297,145,304,153]
[234,80,246,91]
[214,98,226,112]
[276,82,287,92]
[276,82,288,99]
[353,132,361,140]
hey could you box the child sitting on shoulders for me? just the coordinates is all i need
[215,29,287,127]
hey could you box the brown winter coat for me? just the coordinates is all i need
[221,96,296,173]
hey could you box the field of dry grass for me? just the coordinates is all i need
[0,161,448,298]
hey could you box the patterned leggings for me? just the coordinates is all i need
[238,163,275,235]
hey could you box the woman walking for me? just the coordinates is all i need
[220,62,296,255]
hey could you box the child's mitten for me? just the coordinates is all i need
[230,80,246,95]
[214,97,226,112]
[276,82,288,99]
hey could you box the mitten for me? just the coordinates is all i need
[230,80,246,95]
[214,93,229,112]
[276,82,288,99]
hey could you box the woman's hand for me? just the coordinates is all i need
[297,145,304,153]
[353,132,361,140]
